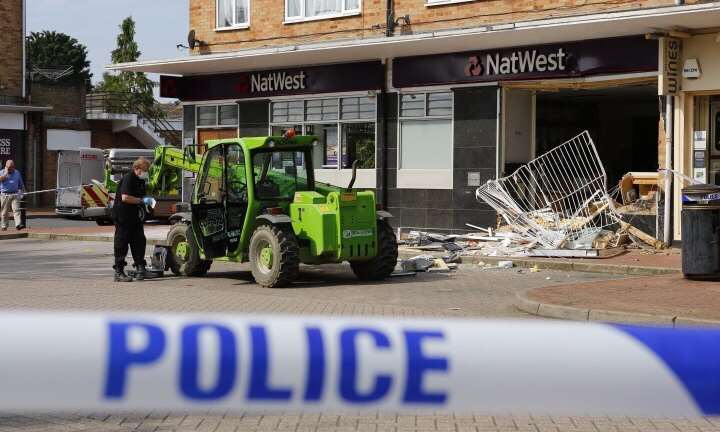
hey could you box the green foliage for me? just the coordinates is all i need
[95,17,162,118]
[355,138,375,169]
[27,31,92,86]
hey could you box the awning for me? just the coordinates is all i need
[109,2,720,77]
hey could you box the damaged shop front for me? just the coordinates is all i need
[390,35,663,235]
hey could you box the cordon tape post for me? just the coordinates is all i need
[0,311,718,416]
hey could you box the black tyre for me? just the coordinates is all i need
[249,224,300,288]
[350,220,399,281]
[166,223,212,276]
[96,218,114,226]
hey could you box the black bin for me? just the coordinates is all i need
[682,184,720,280]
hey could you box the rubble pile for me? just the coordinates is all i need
[399,132,666,261]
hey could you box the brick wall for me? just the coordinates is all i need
[0,0,23,98]
[190,0,702,54]
[31,82,85,118]
[90,121,147,150]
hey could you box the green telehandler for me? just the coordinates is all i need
[154,134,398,287]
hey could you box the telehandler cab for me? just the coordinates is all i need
[161,135,398,287]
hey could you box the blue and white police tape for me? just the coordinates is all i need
[0,312,718,416]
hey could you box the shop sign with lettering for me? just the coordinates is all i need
[0,130,21,165]
[393,36,658,88]
[161,61,383,101]
[659,37,682,95]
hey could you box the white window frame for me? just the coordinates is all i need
[284,0,361,24]
[216,0,250,30]
[268,94,377,189]
[397,91,454,190]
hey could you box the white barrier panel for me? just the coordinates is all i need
[0,312,717,416]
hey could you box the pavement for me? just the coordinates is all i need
[3,238,711,431]
[519,274,720,326]
[2,220,720,431]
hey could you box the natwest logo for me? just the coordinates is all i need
[465,48,567,77]
[250,70,307,93]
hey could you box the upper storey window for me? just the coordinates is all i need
[217,0,249,29]
[285,0,360,23]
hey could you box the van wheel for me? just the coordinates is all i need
[166,223,212,276]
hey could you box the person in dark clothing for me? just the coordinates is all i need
[112,157,153,282]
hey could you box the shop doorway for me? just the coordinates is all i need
[503,83,659,187]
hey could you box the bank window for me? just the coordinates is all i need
[285,0,360,22]
[217,0,249,29]
[305,99,338,121]
[341,97,375,120]
[399,92,453,170]
[197,105,239,127]
[401,92,452,117]
[270,96,376,171]
[272,100,304,123]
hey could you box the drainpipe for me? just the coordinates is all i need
[22,0,26,99]
[386,0,394,36]
[663,95,673,246]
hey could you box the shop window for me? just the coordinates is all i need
[272,100,304,123]
[342,122,375,169]
[400,92,452,117]
[217,0,249,29]
[399,119,452,169]
[341,97,376,120]
[398,92,453,189]
[270,96,376,173]
[197,106,217,126]
[305,99,338,121]
[197,105,240,127]
[219,105,239,125]
[285,0,360,21]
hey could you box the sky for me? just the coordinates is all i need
[27,0,190,86]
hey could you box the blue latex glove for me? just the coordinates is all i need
[142,197,154,206]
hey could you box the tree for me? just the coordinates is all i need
[95,17,160,117]
[27,31,92,87]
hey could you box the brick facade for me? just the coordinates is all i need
[190,0,701,54]
[0,0,23,98]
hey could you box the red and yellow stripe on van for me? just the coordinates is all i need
[81,184,110,209]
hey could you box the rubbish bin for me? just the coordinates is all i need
[682,184,720,280]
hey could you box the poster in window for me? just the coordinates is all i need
[324,128,338,167]
[0,130,22,167]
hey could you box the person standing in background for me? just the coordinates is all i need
[0,160,25,231]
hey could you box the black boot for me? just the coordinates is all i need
[134,264,147,281]
[114,268,133,282]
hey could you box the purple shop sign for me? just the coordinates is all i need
[161,61,384,101]
[392,36,658,88]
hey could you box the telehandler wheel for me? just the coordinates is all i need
[249,224,300,288]
[167,223,212,277]
[350,220,399,281]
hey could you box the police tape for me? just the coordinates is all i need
[0,312,718,416]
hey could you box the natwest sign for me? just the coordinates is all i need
[251,70,306,93]
[393,36,657,88]
[161,61,382,101]
[468,48,568,77]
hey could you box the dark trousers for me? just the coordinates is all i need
[114,222,147,270]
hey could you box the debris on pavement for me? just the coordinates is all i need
[397,132,667,265]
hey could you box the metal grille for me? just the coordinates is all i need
[476,131,620,249]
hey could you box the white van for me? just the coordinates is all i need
[55,148,107,218]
